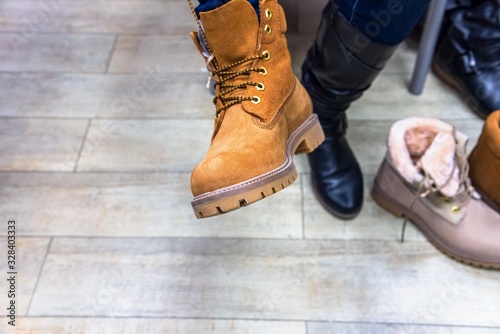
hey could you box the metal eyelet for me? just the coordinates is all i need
[256,83,265,91]
[443,198,452,204]
[265,9,272,19]
[252,96,261,104]
[451,205,461,214]
[264,25,272,34]
[259,67,267,75]
[262,50,271,60]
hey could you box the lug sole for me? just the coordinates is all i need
[371,180,500,269]
[191,114,325,219]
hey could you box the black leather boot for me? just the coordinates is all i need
[301,3,398,219]
[433,0,500,119]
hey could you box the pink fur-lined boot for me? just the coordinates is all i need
[372,117,500,269]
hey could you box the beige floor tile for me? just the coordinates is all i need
[29,238,500,326]
[303,173,425,241]
[0,34,115,72]
[108,35,204,73]
[295,153,309,174]
[308,322,500,334]
[0,237,50,316]
[383,42,419,74]
[93,72,212,118]
[77,119,211,172]
[0,74,101,118]
[0,118,89,171]
[14,318,305,334]
[0,73,211,118]
[0,1,193,35]
[0,172,303,238]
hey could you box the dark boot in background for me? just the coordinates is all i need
[301,3,398,219]
[433,0,500,119]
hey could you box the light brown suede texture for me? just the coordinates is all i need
[469,110,500,209]
[241,0,295,124]
[190,0,312,196]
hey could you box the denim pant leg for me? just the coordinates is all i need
[196,0,259,16]
[336,0,431,44]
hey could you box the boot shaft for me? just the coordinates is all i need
[301,3,398,122]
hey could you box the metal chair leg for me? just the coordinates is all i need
[409,0,447,95]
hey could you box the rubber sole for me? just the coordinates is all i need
[371,180,500,269]
[191,114,325,219]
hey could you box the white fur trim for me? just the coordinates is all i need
[388,117,460,197]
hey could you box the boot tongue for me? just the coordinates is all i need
[199,0,259,69]
[418,132,460,197]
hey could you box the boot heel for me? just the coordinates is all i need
[295,116,325,155]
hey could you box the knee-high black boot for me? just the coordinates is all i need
[433,0,500,119]
[301,2,398,219]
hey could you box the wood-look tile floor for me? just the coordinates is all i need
[1,0,499,333]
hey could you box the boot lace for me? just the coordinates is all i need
[211,56,268,119]
[400,130,475,242]
[187,0,268,120]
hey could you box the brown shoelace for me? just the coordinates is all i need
[400,130,474,242]
[187,0,267,120]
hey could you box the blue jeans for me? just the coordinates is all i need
[196,0,429,45]
[196,0,259,17]
[336,0,430,44]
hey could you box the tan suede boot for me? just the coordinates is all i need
[372,117,500,269]
[188,0,324,218]
[469,110,500,213]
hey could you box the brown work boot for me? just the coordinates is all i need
[188,0,324,218]
[372,117,500,269]
[469,110,500,212]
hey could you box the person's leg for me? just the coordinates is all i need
[302,0,430,219]
[434,0,500,119]
[336,0,430,45]
[195,0,259,16]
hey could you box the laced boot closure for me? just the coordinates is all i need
[186,0,324,218]
[212,52,270,121]
[387,119,476,225]
[372,117,500,268]
[188,0,293,132]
